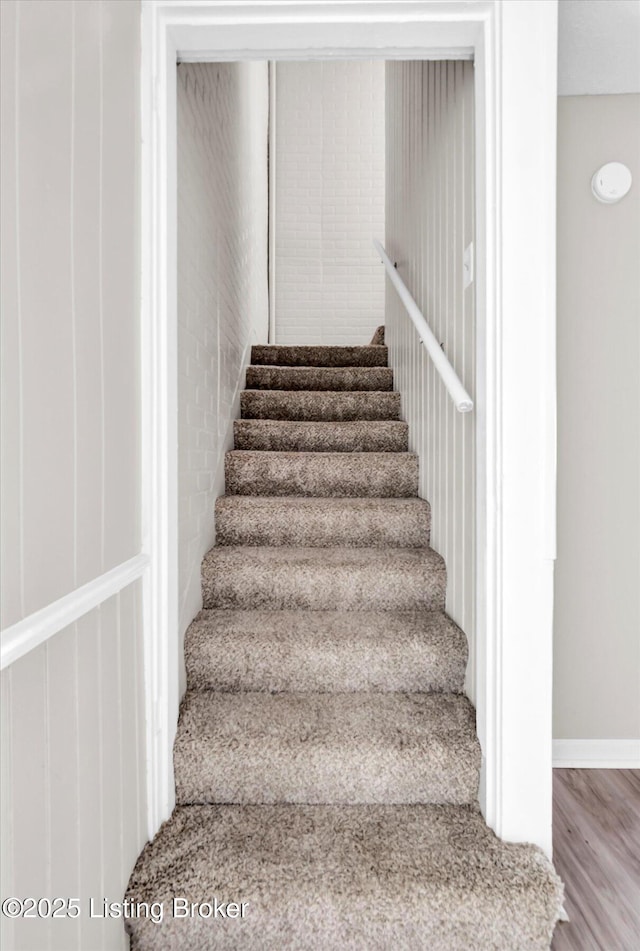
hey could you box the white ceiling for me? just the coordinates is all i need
[558,0,640,95]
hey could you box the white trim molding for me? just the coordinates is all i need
[553,739,640,769]
[140,3,180,840]
[0,554,150,671]
[268,60,277,343]
[141,0,559,857]
[476,0,558,861]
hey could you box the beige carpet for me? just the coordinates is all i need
[233,417,410,452]
[184,609,468,693]
[126,336,563,948]
[240,388,401,421]
[127,804,561,951]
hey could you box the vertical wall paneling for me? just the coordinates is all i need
[47,625,80,951]
[76,608,104,951]
[274,61,385,346]
[177,62,270,676]
[0,0,22,627]
[18,0,75,617]
[0,665,14,951]
[0,4,146,950]
[100,0,141,572]
[0,0,141,629]
[5,648,50,951]
[99,594,123,946]
[385,60,476,697]
[1,587,146,951]
[74,0,104,587]
[119,582,144,877]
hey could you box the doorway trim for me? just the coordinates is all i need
[140,0,559,855]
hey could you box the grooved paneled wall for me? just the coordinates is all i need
[0,3,146,950]
[0,587,146,951]
[177,62,269,668]
[385,61,476,697]
[274,60,385,346]
[1,0,140,627]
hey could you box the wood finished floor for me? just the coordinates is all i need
[551,768,640,951]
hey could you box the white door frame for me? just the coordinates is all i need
[140,0,558,856]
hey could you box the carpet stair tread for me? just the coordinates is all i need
[126,803,562,951]
[233,419,409,452]
[225,450,418,497]
[201,545,446,611]
[174,690,481,805]
[251,344,388,367]
[245,365,394,391]
[241,389,401,421]
[215,496,430,547]
[185,608,466,693]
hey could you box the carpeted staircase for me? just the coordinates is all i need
[126,334,562,949]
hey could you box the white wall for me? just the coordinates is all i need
[558,0,640,96]
[274,60,385,346]
[1,0,140,626]
[554,93,640,746]
[0,1,146,948]
[177,62,269,673]
[0,589,147,951]
[385,61,476,696]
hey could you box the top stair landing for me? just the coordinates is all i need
[251,344,388,367]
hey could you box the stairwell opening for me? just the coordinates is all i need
[127,49,561,949]
[175,58,477,704]
[175,55,482,821]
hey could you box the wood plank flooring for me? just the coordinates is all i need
[551,768,640,951]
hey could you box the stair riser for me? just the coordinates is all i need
[225,452,419,498]
[187,652,464,693]
[234,419,409,452]
[215,501,430,547]
[246,365,394,391]
[241,390,401,421]
[186,645,464,693]
[176,753,478,806]
[251,344,388,367]
[202,561,446,611]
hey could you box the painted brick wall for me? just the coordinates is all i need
[274,61,385,346]
[177,63,269,676]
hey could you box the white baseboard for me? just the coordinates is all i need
[553,739,640,769]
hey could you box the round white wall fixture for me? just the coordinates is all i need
[591,162,633,204]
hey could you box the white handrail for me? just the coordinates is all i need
[0,553,150,670]
[373,238,473,413]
